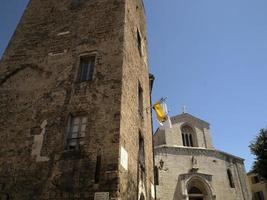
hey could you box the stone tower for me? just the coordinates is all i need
[0,0,155,199]
[154,113,251,200]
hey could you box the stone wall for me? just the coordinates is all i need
[0,0,154,199]
[119,0,155,199]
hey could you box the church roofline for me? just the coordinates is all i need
[154,145,245,162]
[171,113,210,127]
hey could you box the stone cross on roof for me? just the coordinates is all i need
[182,105,187,114]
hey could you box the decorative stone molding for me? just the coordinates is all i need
[155,146,244,164]
[179,172,216,200]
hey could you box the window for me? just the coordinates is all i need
[251,175,260,184]
[154,166,159,185]
[138,84,144,118]
[67,115,87,150]
[253,191,264,200]
[181,125,194,147]
[138,134,145,170]
[137,30,143,56]
[227,169,235,188]
[95,155,101,183]
[70,0,80,9]
[138,133,146,186]
[78,56,95,82]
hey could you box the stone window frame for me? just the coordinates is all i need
[76,52,97,83]
[65,113,88,150]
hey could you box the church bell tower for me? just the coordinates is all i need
[0,0,155,199]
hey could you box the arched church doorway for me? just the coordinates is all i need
[188,186,204,200]
[186,176,213,200]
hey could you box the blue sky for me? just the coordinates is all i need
[1,0,267,171]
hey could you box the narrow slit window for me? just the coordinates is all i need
[95,155,101,183]
[78,56,95,82]
[189,134,193,147]
[138,84,144,118]
[138,133,146,184]
[182,133,186,146]
[185,134,189,146]
[67,115,87,150]
[137,30,143,56]
[227,169,235,188]
[138,133,145,171]
[154,166,159,185]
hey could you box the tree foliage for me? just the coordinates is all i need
[249,129,267,180]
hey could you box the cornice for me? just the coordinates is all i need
[154,145,244,163]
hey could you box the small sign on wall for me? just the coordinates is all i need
[120,146,128,170]
[151,183,155,199]
[94,192,109,200]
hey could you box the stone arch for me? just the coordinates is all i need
[185,176,214,200]
[180,123,198,147]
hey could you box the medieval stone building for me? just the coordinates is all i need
[154,112,252,200]
[247,171,267,200]
[0,0,155,199]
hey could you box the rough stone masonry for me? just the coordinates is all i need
[0,0,155,199]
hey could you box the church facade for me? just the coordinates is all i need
[0,0,155,199]
[154,113,252,200]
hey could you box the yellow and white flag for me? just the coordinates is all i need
[153,99,172,129]
[153,101,167,122]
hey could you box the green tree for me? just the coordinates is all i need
[249,128,267,180]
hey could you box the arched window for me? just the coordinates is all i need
[227,169,235,188]
[181,125,195,147]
